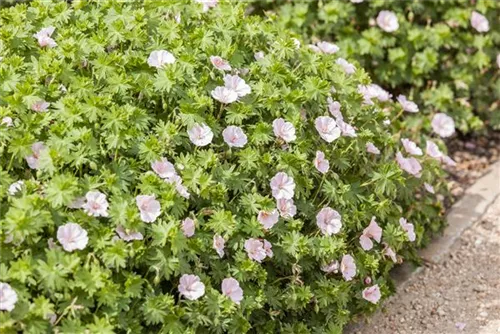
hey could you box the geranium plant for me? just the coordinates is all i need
[254,0,500,131]
[0,0,448,332]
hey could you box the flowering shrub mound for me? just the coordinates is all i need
[255,0,500,131]
[0,0,448,332]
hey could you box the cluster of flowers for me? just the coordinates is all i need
[0,2,452,330]
[1,17,451,312]
[373,8,490,34]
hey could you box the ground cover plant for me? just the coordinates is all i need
[254,0,500,132]
[0,0,453,332]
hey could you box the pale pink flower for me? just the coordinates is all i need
[337,119,357,137]
[341,254,357,281]
[222,126,247,148]
[8,181,24,195]
[431,113,455,138]
[57,222,88,252]
[136,195,161,223]
[314,151,330,174]
[33,26,57,48]
[396,152,422,178]
[383,119,391,126]
[442,155,457,167]
[456,322,467,331]
[471,11,489,33]
[270,172,295,200]
[397,95,419,113]
[116,225,143,242]
[327,98,342,120]
[1,116,13,127]
[366,142,380,155]
[188,123,213,146]
[336,58,356,74]
[424,183,435,194]
[25,142,46,169]
[254,51,265,61]
[0,283,18,311]
[359,216,382,251]
[369,84,392,102]
[147,50,175,68]
[178,274,205,300]
[244,238,267,262]
[210,56,231,71]
[401,138,423,156]
[399,217,416,242]
[277,198,297,219]
[383,244,397,263]
[211,86,238,104]
[315,116,341,143]
[316,207,342,236]
[263,239,273,258]
[316,41,339,54]
[321,260,339,273]
[272,118,296,142]
[376,11,399,32]
[497,54,500,68]
[82,191,109,217]
[426,140,443,159]
[151,158,176,179]
[31,100,50,112]
[223,74,251,97]
[181,218,195,237]
[362,285,381,304]
[221,278,243,304]
[213,234,225,258]
[257,209,279,230]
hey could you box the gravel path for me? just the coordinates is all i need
[350,195,500,334]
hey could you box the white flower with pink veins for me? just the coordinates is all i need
[223,74,251,98]
[315,116,341,143]
[273,118,296,143]
[82,190,109,217]
[257,209,279,230]
[0,283,18,311]
[33,26,57,48]
[147,50,176,68]
[222,125,247,147]
[178,274,205,300]
[221,278,244,304]
[376,10,399,32]
[136,195,161,223]
[270,172,296,200]
[57,223,89,252]
[210,56,231,71]
[431,113,455,138]
[188,123,214,146]
[316,207,342,236]
[470,11,489,33]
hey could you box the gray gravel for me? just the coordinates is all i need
[348,195,500,334]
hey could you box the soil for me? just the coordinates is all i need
[446,131,500,199]
[348,195,500,334]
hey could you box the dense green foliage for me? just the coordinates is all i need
[0,0,449,332]
[254,0,500,131]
